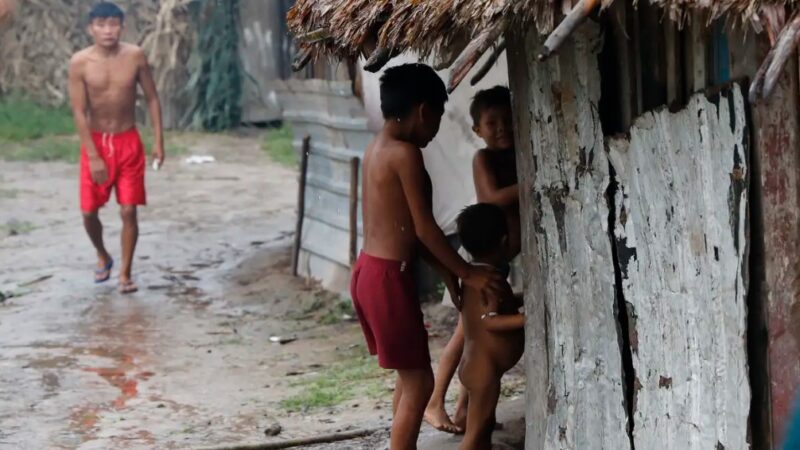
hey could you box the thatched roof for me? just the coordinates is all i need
[288,0,798,98]
[287,0,785,59]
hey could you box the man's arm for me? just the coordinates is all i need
[473,151,519,207]
[68,54,107,184]
[396,144,503,294]
[136,48,164,165]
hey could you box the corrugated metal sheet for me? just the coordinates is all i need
[280,79,371,293]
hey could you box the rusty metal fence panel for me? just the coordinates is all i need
[280,79,371,293]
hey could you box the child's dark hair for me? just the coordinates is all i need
[457,203,508,258]
[380,63,448,119]
[90,2,124,22]
[469,86,511,126]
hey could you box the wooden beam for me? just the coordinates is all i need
[750,32,800,447]
[469,40,506,86]
[447,25,504,93]
[664,18,681,106]
[363,46,398,73]
[349,157,360,267]
[537,0,600,61]
[291,47,313,72]
[292,136,311,277]
[762,11,800,99]
[609,0,633,130]
[433,36,469,70]
[295,28,331,44]
[689,11,708,92]
[749,46,776,102]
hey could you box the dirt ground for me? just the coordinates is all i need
[0,131,524,449]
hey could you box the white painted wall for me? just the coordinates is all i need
[359,51,509,234]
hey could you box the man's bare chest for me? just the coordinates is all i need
[83,61,137,94]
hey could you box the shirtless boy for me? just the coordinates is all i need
[426,86,519,433]
[350,64,503,450]
[456,203,524,450]
[68,2,164,294]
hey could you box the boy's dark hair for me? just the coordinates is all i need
[469,85,511,126]
[380,63,448,119]
[90,2,124,22]
[457,203,508,259]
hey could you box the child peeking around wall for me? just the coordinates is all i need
[455,203,524,450]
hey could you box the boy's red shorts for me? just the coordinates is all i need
[350,252,430,370]
[80,128,146,213]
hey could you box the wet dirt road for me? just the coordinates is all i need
[0,133,397,449]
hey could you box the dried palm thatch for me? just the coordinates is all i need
[289,0,800,97]
[289,0,616,63]
[0,1,161,104]
[140,0,196,128]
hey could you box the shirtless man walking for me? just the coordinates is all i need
[68,2,163,294]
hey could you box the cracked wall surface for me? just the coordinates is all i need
[608,86,751,450]
[509,23,751,450]
[508,23,630,450]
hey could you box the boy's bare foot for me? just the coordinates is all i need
[453,405,467,431]
[424,406,463,434]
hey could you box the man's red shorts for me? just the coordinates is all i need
[80,128,146,213]
[350,252,430,370]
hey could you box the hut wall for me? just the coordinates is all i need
[507,23,631,450]
[280,79,371,294]
[749,39,800,448]
[608,85,751,450]
[509,22,751,450]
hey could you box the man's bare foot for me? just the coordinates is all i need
[424,406,463,434]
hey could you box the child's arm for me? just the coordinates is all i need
[419,245,462,309]
[481,287,525,332]
[396,144,504,295]
[473,151,519,207]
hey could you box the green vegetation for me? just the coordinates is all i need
[0,136,80,163]
[0,96,186,163]
[280,348,390,412]
[318,298,356,325]
[0,96,74,142]
[1,220,36,236]
[188,0,243,131]
[262,126,295,167]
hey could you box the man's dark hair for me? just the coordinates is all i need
[469,85,511,126]
[379,63,448,119]
[457,203,508,259]
[89,2,124,22]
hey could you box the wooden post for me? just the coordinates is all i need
[751,38,800,446]
[349,157,360,267]
[292,136,310,277]
[507,24,630,450]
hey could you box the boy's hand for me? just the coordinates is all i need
[152,142,165,168]
[463,266,505,299]
[88,155,108,184]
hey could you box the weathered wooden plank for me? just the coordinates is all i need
[752,45,800,445]
[607,85,750,450]
[507,23,630,450]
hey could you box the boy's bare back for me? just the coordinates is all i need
[361,131,431,262]
[69,43,148,133]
